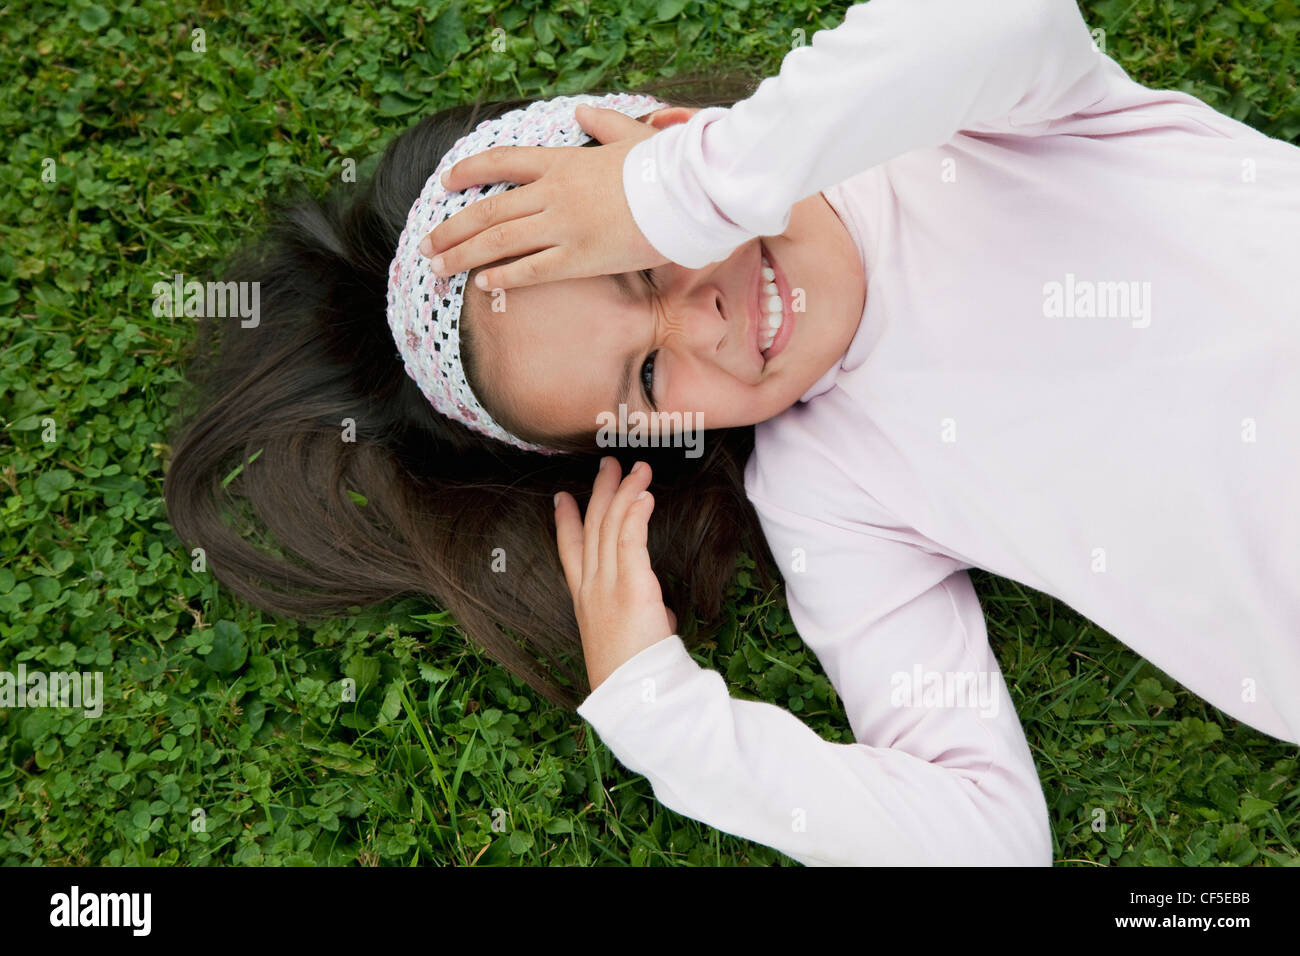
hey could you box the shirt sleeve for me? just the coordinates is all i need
[624,0,1110,266]
[575,446,1053,866]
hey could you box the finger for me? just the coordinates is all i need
[553,491,585,599]
[423,186,542,264]
[440,145,551,193]
[598,461,653,582]
[575,105,653,146]
[614,490,660,592]
[474,245,575,292]
[424,213,551,290]
[581,456,624,582]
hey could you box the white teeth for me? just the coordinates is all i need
[759,253,784,355]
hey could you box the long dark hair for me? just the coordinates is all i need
[163,71,779,711]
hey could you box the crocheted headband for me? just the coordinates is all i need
[386,91,670,454]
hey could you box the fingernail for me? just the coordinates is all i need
[636,490,648,500]
[419,236,433,257]
[475,273,488,290]
[553,492,562,508]
[431,255,445,274]
[631,460,645,474]
[599,456,612,472]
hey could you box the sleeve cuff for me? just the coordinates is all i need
[622,113,754,268]
[576,633,703,731]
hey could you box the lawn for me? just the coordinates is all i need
[2,0,1297,865]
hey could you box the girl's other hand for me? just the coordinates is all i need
[555,457,678,692]
[420,105,669,291]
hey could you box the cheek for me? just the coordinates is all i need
[668,364,780,429]
[665,361,727,415]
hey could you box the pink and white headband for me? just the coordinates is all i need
[386,91,669,454]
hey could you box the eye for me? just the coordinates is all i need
[638,269,659,406]
[640,350,658,406]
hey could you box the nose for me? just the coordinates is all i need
[657,254,746,357]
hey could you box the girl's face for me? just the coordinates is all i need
[467,106,866,443]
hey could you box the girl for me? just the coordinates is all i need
[420,0,1300,865]
[166,0,1300,865]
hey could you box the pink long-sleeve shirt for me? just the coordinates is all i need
[576,0,1300,866]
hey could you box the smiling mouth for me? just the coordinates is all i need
[755,242,787,362]
[757,253,784,353]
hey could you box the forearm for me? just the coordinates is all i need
[624,0,1103,266]
[578,634,1052,866]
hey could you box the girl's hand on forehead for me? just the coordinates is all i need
[554,457,679,692]
[420,105,669,291]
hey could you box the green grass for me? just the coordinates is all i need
[2,0,1297,865]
